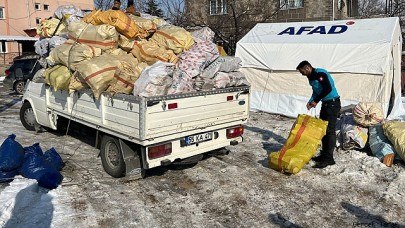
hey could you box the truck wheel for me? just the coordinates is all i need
[100,135,126,178]
[20,102,38,131]
[14,80,25,95]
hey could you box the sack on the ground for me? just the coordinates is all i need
[338,114,368,150]
[382,121,405,162]
[269,114,328,174]
[353,102,384,127]
[191,27,215,42]
[0,170,18,183]
[118,34,138,52]
[0,134,24,172]
[369,124,396,161]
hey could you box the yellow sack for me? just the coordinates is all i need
[353,102,384,127]
[269,114,328,174]
[68,21,118,51]
[382,121,405,161]
[83,10,143,39]
[150,25,194,54]
[44,65,72,91]
[118,34,138,52]
[75,54,138,99]
[47,41,102,70]
[131,41,178,65]
[128,15,156,38]
[107,61,148,95]
[36,18,66,38]
[69,73,89,94]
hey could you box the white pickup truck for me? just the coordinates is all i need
[20,81,250,179]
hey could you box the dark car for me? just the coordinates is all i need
[3,55,42,94]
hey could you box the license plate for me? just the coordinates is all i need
[185,132,213,145]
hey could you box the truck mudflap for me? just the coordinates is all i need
[118,139,144,180]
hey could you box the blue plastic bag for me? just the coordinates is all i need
[0,170,19,183]
[19,146,63,190]
[43,148,64,171]
[24,143,44,159]
[0,134,25,172]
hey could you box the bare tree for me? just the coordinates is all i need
[184,0,284,55]
[160,0,186,26]
[94,0,114,10]
[358,0,385,16]
[359,0,404,41]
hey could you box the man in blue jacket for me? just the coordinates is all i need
[296,60,341,168]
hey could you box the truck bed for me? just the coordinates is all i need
[25,82,250,146]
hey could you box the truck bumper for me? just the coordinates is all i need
[146,128,243,169]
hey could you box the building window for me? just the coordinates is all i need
[280,0,304,10]
[35,3,41,10]
[36,17,41,25]
[44,4,49,11]
[346,0,352,17]
[210,0,227,15]
[0,7,5,19]
[0,41,7,53]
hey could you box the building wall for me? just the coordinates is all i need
[0,0,93,63]
[401,51,405,95]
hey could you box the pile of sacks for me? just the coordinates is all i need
[33,5,249,99]
[0,134,64,189]
[336,102,405,167]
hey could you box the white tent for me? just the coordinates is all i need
[235,17,405,119]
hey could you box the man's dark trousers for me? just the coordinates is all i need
[319,98,341,162]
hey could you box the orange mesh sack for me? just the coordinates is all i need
[269,114,328,174]
[353,102,384,127]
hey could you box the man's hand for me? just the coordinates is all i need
[306,101,317,110]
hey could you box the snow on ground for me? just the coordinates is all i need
[0,87,405,227]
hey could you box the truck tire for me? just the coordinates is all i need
[14,80,26,95]
[20,102,38,131]
[100,135,126,178]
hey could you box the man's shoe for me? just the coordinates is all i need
[312,160,335,169]
[312,155,325,163]
[383,154,394,167]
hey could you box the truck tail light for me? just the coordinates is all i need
[5,70,11,77]
[227,96,233,101]
[148,142,172,159]
[168,103,178,109]
[227,126,244,138]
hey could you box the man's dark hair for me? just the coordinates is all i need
[296,60,311,70]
